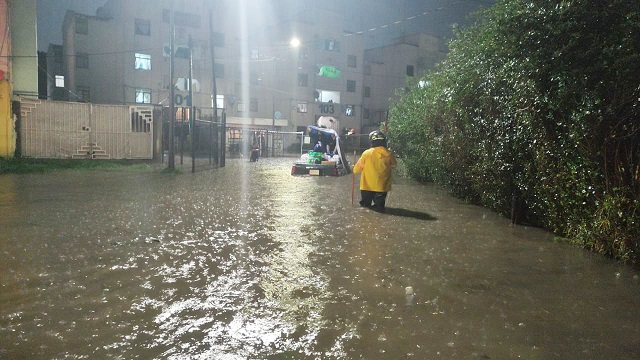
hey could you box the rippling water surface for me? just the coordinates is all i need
[1,158,639,359]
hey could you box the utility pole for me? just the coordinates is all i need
[189,35,195,173]
[208,9,221,166]
[271,58,276,157]
[168,2,176,170]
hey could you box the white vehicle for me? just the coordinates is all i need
[291,126,351,176]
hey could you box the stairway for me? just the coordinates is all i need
[72,142,111,159]
[20,98,41,118]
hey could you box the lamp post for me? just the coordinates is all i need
[168,2,176,170]
[271,57,276,157]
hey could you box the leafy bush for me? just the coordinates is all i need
[388,0,640,263]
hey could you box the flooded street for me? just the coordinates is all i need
[1,158,639,359]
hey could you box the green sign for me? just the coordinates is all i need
[318,65,341,78]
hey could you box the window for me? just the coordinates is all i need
[174,46,190,59]
[297,102,308,113]
[51,47,63,64]
[75,15,88,35]
[76,86,90,102]
[364,86,371,98]
[214,63,224,79]
[134,53,151,70]
[347,80,356,92]
[364,64,371,75]
[363,108,370,120]
[406,65,414,77]
[175,78,201,92]
[135,88,151,104]
[131,109,152,133]
[250,72,259,85]
[212,32,225,47]
[324,39,340,52]
[216,94,224,109]
[76,52,89,69]
[298,73,308,87]
[314,89,340,103]
[344,105,355,117]
[135,18,150,36]
[237,101,245,112]
[250,98,258,112]
[417,57,429,69]
[348,55,357,68]
[162,9,201,28]
[55,75,64,88]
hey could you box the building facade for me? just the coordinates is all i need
[55,0,366,135]
[362,33,446,132]
[1,0,38,157]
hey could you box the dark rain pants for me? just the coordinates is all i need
[359,190,388,212]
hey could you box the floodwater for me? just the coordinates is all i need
[1,158,638,359]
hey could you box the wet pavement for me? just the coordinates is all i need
[1,158,639,359]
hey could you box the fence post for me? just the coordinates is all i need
[12,100,21,158]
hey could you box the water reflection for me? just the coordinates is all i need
[0,159,638,359]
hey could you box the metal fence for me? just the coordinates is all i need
[19,98,155,160]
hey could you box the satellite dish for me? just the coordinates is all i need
[274,111,282,119]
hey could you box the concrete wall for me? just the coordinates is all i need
[9,0,38,98]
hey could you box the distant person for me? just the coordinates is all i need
[353,130,397,212]
[327,134,337,155]
[313,140,324,152]
[250,142,260,162]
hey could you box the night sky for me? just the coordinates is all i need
[36,0,494,51]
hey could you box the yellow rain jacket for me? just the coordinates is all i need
[354,146,397,192]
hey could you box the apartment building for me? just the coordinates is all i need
[54,0,365,134]
[362,33,446,132]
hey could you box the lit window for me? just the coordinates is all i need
[135,88,151,104]
[135,53,151,70]
[216,94,224,109]
[55,75,64,88]
[314,89,340,103]
[344,105,355,116]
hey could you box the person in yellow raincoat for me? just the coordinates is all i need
[353,130,397,212]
